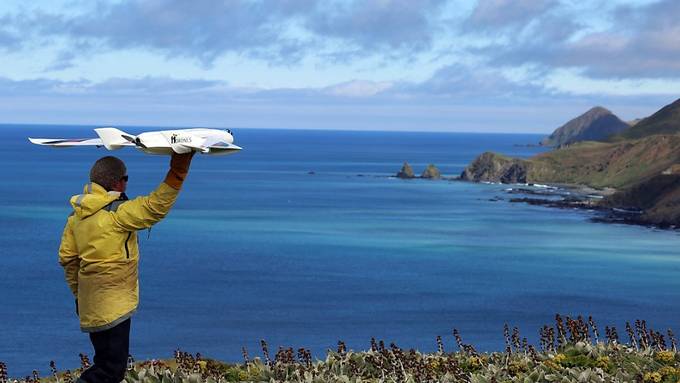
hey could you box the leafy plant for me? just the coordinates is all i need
[4,315,678,383]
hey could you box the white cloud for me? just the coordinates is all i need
[324,80,394,97]
[479,0,680,79]
[464,0,558,31]
[0,0,679,133]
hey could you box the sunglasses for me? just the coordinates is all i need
[121,175,129,182]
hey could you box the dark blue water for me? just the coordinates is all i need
[1,124,679,376]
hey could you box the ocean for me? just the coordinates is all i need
[1,124,679,376]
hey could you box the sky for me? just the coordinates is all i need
[1,0,679,133]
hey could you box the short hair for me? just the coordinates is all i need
[90,156,127,191]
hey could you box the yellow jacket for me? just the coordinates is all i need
[58,181,180,332]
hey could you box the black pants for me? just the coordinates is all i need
[79,318,130,383]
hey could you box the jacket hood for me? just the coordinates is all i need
[70,183,121,218]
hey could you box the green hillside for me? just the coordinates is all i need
[616,98,680,140]
[528,134,680,189]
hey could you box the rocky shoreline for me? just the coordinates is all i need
[387,160,677,230]
[498,184,677,230]
[459,140,680,229]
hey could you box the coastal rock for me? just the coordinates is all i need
[602,174,680,227]
[509,196,600,209]
[506,175,680,229]
[662,164,680,175]
[396,162,415,179]
[540,106,630,147]
[506,187,558,196]
[460,152,528,183]
[421,164,441,179]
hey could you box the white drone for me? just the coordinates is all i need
[29,127,242,156]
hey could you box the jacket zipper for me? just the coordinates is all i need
[124,232,132,259]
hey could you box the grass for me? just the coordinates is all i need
[528,134,680,189]
[2,315,679,383]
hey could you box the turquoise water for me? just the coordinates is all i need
[1,125,679,375]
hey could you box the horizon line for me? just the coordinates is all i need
[0,122,548,136]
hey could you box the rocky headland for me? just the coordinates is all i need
[462,98,680,228]
[460,152,528,183]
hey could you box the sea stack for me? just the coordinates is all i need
[396,162,415,179]
[421,164,441,179]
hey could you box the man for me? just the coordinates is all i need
[58,152,194,383]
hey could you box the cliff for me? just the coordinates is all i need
[460,152,529,183]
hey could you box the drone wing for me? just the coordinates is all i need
[28,137,106,147]
[195,135,242,154]
[30,127,137,150]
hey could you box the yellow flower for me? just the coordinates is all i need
[553,354,567,364]
[596,356,610,369]
[543,360,560,370]
[659,366,676,376]
[238,370,249,380]
[655,351,676,365]
[468,356,481,368]
[197,361,207,370]
[643,372,663,383]
[508,361,527,376]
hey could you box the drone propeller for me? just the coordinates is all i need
[122,134,147,149]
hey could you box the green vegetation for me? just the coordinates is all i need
[528,134,680,189]
[5,316,679,383]
[536,98,680,187]
[616,98,680,140]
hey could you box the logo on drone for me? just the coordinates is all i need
[170,134,192,144]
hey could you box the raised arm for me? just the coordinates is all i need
[111,152,194,231]
[58,217,80,297]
